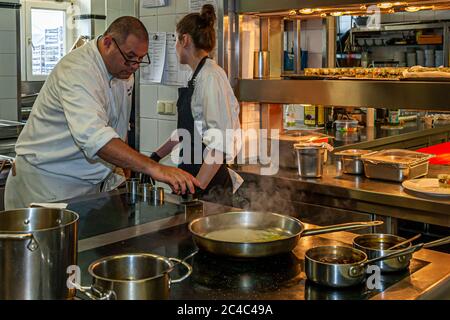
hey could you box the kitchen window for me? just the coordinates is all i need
[24,1,74,81]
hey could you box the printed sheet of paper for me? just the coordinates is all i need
[162,33,192,86]
[142,0,166,8]
[141,32,166,84]
[188,0,217,13]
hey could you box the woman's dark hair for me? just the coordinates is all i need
[176,4,216,52]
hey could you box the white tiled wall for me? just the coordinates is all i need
[138,0,193,159]
[0,7,18,121]
[106,0,136,26]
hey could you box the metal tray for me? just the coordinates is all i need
[361,149,434,182]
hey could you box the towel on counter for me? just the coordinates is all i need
[29,203,68,209]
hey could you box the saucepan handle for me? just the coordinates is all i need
[348,245,422,278]
[169,258,193,284]
[348,236,450,278]
[70,280,116,300]
[301,221,384,237]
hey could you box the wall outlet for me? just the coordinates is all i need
[157,100,176,115]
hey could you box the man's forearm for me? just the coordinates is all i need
[97,138,156,175]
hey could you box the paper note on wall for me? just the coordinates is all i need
[142,0,166,8]
[189,0,217,13]
[162,33,192,86]
[141,32,166,84]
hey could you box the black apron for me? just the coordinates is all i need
[177,56,232,197]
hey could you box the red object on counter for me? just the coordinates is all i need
[416,142,450,165]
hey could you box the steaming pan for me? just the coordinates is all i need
[188,211,383,258]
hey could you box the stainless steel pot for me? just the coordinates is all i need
[269,131,331,169]
[305,236,450,288]
[352,233,412,272]
[334,149,374,175]
[294,145,326,178]
[189,211,383,258]
[0,208,79,300]
[75,252,194,300]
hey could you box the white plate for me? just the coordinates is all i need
[402,179,450,197]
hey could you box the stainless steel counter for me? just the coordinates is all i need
[70,190,450,300]
[233,164,450,228]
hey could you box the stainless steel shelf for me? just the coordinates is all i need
[237,79,450,110]
[352,22,447,33]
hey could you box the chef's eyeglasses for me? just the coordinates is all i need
[112,38,150,67]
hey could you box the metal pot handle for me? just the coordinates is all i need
[302,221,384,237]
[0,233,33,240]
[0,233,39,251]
[70,280,116,300]
[168,258,193,284]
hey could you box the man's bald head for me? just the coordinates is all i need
[104,16,149,45]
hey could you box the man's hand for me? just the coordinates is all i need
[151,164,200,194]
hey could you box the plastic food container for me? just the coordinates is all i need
[334,120,359,133]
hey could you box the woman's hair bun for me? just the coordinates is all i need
[200,4,216,27]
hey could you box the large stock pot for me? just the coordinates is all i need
[0,208,79,300]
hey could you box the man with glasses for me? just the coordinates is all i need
[5,16,200,209]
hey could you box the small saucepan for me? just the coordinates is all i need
[305,236,450,288]
[352,233,415,272]
[73,251,196,300]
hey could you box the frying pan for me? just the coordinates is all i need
[188,211,383,258]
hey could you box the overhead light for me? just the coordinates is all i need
[393,2,406,5]
[330,11,344,17]
[288,10,297,15]
[320,13,327,17]
[377,3,393,9]
[360,5,367,10]
[404,6,421,12]
[299,8,315,14]
[388,8,395,13]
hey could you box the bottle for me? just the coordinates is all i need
[388,109,400,125]
[304,105,324,127]
[285,105,296,128]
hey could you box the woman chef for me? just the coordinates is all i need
[146,4,242,204]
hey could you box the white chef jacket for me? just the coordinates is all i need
[190,59,243,193]
[191,58,241,162]
[4,37,133,209]
[15,37,133,184]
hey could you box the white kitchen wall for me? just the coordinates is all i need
[138,0,193,168]
[0,4,19,120]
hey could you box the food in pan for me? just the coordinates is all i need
[204,228,291,243]
[304,66,450,80]
[316,256,360,264]
[438,174,450,188]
